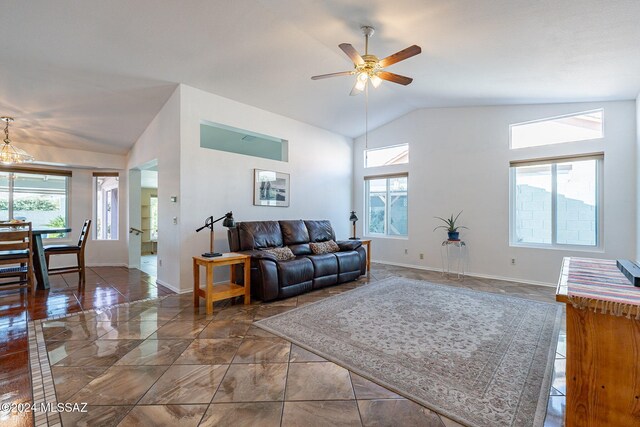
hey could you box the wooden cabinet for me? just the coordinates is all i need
[556,257,640,426]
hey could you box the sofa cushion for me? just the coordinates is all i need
[277,257,314,288]
[261,247,295,261]
[310,240,340,254]
[336,240,362,251]
[279,220,310,245]
[289,243,312,256]
[237,221,283,250]
[335,251,361,282]
[307,253,338,277]
[304,220,336,243]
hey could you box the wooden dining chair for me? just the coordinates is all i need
[44,219,91,286]
[0,222,35,292]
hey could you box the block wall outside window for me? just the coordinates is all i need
[511,157,600,248]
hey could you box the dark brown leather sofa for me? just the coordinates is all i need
[227,220,366,301]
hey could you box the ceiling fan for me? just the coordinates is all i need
[311,26,421,96]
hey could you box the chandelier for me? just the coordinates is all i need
[1,117,34,165]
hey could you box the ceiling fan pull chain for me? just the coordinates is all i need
[365,82,369,151]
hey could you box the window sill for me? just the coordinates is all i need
[510,243,604,253]
[364,235,409,241]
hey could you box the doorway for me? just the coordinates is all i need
[139,167,158,277]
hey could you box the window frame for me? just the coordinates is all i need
[93,172,120,241]
[0,167,71,240]
[364,173,409,239]
[509,154,604,250]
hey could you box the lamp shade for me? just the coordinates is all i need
[349,211,358,222]
[222,211,235,227]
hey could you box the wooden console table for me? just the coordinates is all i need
[556,257,640,426]
[193,253,250,315]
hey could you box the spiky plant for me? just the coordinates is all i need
[433,211,468,232]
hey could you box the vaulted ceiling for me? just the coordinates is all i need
[1,0,639,154]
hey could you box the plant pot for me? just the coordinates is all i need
[447,231,459,241]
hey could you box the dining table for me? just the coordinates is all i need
[32,227,72,290]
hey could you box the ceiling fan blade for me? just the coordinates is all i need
[311,71,355,80]
[378,71,413,85]
[378,45,421,68]
[339,43,364,65]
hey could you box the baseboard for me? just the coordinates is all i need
[87,262,129,268]
[371,259,556,288]
[155,279,188,294]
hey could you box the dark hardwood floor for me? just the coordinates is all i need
[0,267,173,427]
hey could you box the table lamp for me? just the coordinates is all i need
[196,211,235,257]
[349,211,359,240]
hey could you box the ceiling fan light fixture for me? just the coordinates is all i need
[370,74,382,88]
[0,117,34,165]
[357,72,368,82]
[354,79,366,92]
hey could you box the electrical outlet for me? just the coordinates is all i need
[511,258,516,265]
[420,253,424,260]
[404,249,408,255]
[158,259,162,267]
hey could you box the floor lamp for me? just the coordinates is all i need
[196,211,235,257]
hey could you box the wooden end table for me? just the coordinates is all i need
[193,252,250,315]
[360,239,371,273]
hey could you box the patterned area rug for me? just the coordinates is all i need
[255,277,562,427]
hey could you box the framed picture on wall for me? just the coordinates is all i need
[253,169,290,207]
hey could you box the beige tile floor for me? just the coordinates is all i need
[42,264,565,426]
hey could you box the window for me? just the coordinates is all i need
[149,195,158,241]
[510,156,601,247]
[94,173,119,240]
[200,120,288,162]
[365,144,409,168]
[510,110,603,149]
[0,168,70,238]
[365,175,408,236]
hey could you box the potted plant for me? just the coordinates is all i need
[434,211,468,241]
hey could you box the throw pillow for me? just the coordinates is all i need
[309,240,340,254]
[262,246,296,261]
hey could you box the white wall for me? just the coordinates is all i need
[127,86,181,291]
[354,101,637,285]
[637,94,640,263]
[177,85,353,292]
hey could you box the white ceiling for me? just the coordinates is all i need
[1,0,639,154]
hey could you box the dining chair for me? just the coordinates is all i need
[44,219,91,286]
[0,221,35,292]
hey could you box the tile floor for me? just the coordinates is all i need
[2,264,567,426]
[140,255,158,278]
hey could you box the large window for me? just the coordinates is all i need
[510,156,601,247]
[0,168,70,238]
[94,173,119,240]
[365,175,408,236]
[510,109,603,149]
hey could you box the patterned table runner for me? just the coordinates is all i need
[557,257,640,318]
